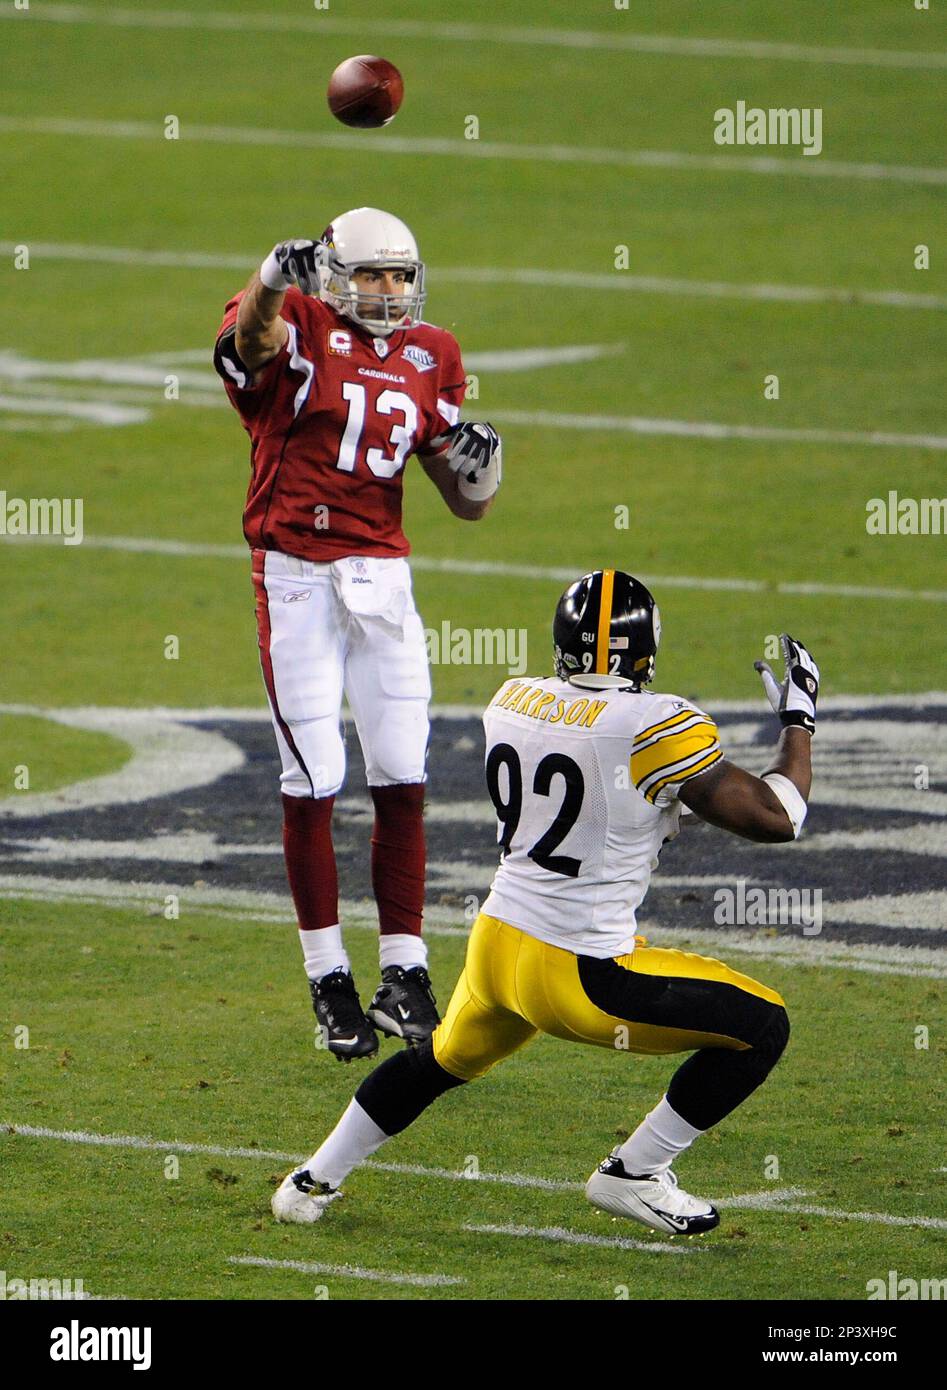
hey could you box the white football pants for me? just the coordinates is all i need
[252,549,431,797]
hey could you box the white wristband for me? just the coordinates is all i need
[260,248,290,292]
[457,451,502,502]
[762,773,808,839]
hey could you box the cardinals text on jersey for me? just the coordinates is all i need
[480,677,722,957]
[214,288,467,561]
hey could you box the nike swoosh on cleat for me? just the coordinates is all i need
[652,1212,691,1232]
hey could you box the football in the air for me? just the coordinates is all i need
[327,55,404,128]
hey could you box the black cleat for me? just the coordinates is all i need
[366,965,440,1045]
[309,969,379,1062]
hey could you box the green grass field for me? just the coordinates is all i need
[0,0,945,1301]
[3,900,944,1301]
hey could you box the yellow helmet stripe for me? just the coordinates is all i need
[595,569,615,674]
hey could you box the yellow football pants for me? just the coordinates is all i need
[432,913,786,1082]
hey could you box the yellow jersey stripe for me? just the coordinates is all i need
[645,747,722,804]
[633,713,716,755]
[631,722,719,785]
[633,709,695,745]
[595,569,615,674]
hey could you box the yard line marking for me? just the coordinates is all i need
[0,1123,580,1189]
[0,393,147,425]
[715,1187,811,1210]
[1,116,944,186]
[450,267,947,314]
[6,1126,941,1231]
[4,243,944,313]
[2,873,946,976]
[5,533,947,603]
[7,6,947,71]
[489,408,947,453]
[0,351,218,390]
[462,1222,697,1255]
[773,1203,947,1231]
[0,239,254,271]
[227,1256,464,1288]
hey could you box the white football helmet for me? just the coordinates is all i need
[316,207,426,336]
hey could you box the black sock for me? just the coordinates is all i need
[355,1037,466,1136]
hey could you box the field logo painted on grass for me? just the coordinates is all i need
[0,1270,86,1300]
[714,102,823,157]
[866,491,947,535]
[0,491,83,544]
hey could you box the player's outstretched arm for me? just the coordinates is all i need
[419,421,502,521]
[234,239,322,375]
[680,634,819,844]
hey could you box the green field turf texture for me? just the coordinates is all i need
[0,0,945,1301]
[2,900,944,1301]
[0,0,945,729]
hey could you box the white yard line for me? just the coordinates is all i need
[3,243,944,313]
[449,267,947,314]
[4,533,947,604]
[462,1221,697,1255]
[772,1203,947,1231]
[0,393,147,425]
[1,116,944,186]
[1,873,946,976]
[7,6,947,70]
[4,1125,941,1232]
[490,408,947,453]
[227,1255,464,1288]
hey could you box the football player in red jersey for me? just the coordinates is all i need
[214,208,502,1062]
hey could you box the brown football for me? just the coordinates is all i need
[327,55,404,129]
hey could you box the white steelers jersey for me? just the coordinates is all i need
[480,675,723,958]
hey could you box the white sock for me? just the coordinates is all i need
[303,1099,389,1188]
[617,1095,705,1175]
[379,933,428,972]
[299,925,349,981]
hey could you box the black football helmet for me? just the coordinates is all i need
[553,570,660,686]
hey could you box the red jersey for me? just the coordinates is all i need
[214,289,467,560]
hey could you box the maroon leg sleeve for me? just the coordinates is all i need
[282,793,339,932]
[370,783,426,936]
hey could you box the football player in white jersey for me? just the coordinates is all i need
[271,570,819,1237]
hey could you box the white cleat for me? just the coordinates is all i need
[585,1152,719,1236]
[271,1169,341,1224]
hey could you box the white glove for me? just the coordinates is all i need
[754,634,820,736]
[445,421,502,501]
[259,239,324,295]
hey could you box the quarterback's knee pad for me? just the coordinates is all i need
[361,702,429,785]
[280,717,346,797]
[355,1037,466,1137]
